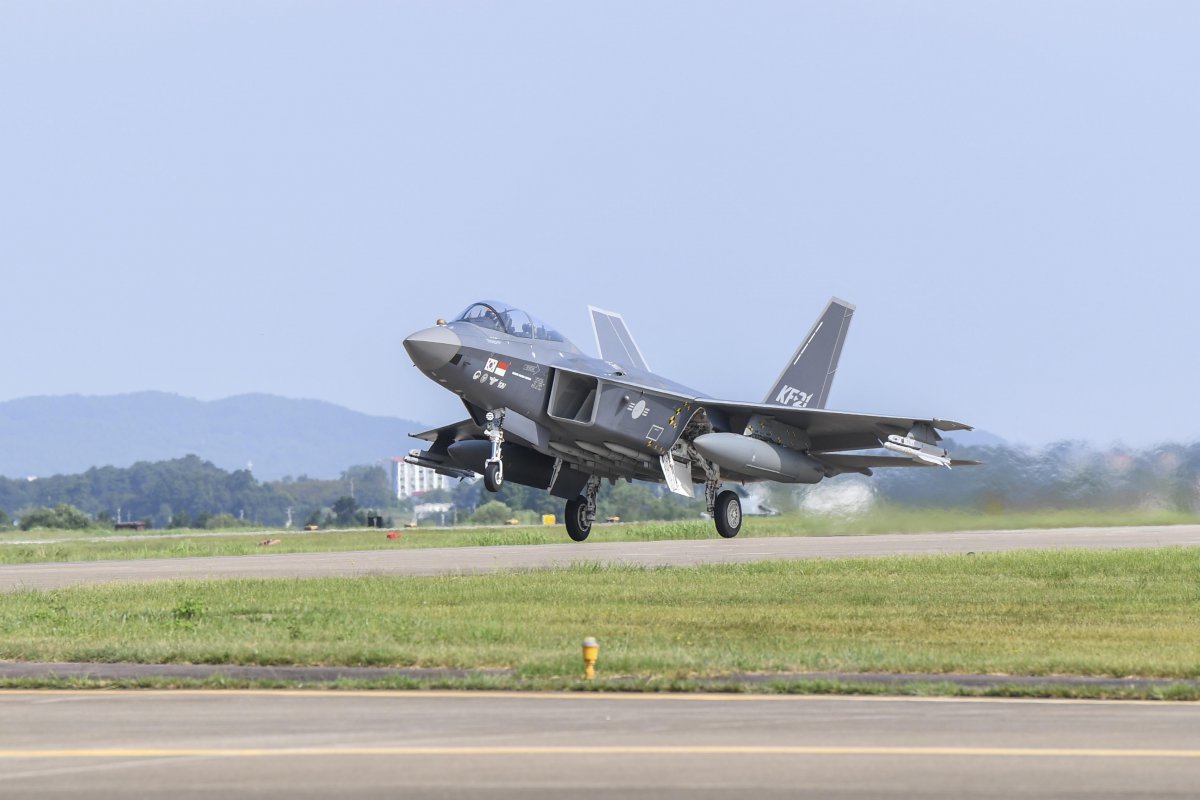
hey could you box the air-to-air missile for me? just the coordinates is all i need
[882,434,952,468]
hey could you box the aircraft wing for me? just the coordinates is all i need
[696,399,972,453]
[407,418,484,479]
[411,418,484,444]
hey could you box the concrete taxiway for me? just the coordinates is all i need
[2,690,1199,798]
[1,524,1198,592]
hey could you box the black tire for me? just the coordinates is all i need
[565,496,592,542]
[714,490,742,538]
[484,462,503,492]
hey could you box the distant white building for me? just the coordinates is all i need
[414,502,454,522]
[390,458,451,499]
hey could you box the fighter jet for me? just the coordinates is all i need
[403,299,976,541]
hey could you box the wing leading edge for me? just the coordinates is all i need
[411,418,484,444]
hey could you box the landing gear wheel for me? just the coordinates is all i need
[484,462,503,493]
[565,496,592,542]
[714,490,742,538]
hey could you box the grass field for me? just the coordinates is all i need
[3,547,1198,687]
[1,507,1197,565]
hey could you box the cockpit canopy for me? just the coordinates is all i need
[455,301,574,346]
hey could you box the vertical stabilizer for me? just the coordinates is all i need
[764,298,855,409]
[589,306,650,371]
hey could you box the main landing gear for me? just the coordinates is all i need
[713,490,742,538]
[483,411,504,492]
[565,475,602,542]
[703,468,741,538]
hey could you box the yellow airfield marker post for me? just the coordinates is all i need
[582,637,599,680]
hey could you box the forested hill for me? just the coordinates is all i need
[0,392,426,480]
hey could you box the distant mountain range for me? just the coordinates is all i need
[0,392,427,480]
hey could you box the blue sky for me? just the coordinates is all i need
[2,2,1197,445]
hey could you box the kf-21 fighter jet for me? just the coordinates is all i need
[404,299,976,541]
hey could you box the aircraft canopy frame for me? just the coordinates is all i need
[456,300,572,345]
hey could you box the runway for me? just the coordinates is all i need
[2,690,1199,798]
[2,524,1198,592]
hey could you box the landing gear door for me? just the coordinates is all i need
[659,454,694,497]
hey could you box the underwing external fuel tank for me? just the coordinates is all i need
[691,432,825,484]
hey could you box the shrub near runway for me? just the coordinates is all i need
[2,547,1199,680]
[1,507,1197,565]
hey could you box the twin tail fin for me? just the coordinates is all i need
[764,297,855,410]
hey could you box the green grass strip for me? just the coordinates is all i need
[2,547,1198,681]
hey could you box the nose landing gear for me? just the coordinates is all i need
[483,411,505,492]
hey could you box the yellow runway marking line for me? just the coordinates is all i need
[0,688,1198,707]
[2,746,1200,760]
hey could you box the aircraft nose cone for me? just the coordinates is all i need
[404,326,461,372]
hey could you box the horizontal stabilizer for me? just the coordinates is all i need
[590,306,649,371]
[815,453,981,471]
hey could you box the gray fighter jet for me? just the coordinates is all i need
[403,299,976,541]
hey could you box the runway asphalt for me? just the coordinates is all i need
[2,524,1199,592]
[2,690,1199,798]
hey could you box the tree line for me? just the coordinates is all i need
[0,455,401,530]
[0,454,706,530]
